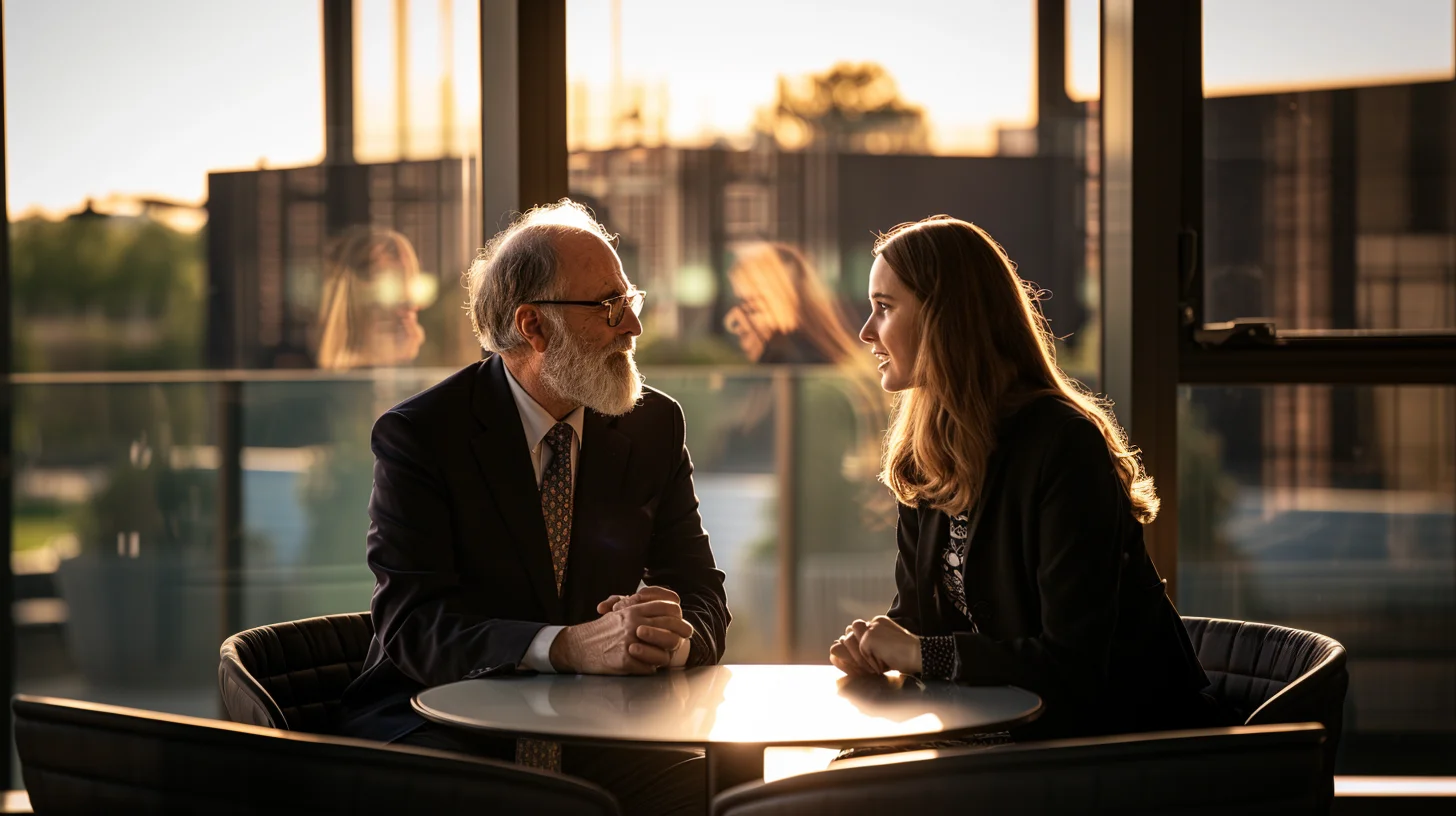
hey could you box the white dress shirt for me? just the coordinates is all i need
[502,364,688,672]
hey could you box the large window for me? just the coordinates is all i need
[566,0,1103,661]
[1181,0,1456,775]
[5,0,484,780]
[1201,0,1455,333]
[15,0,1447,791]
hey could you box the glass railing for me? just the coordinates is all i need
[15,370,1453,776]
[9,365,895,731]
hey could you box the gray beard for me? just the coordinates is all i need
[538,314,644,416]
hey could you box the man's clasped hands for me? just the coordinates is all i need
[548,586,695,675]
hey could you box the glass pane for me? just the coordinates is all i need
[1179,385,1456,773]
[641,369,780,661]
[237,374,443,627]
[569,0,1101,661]
[6,0,484,373]
[7,1,484,782]
[12,383,219,724]
[1202,1,1456,331]
[791,369,897,661]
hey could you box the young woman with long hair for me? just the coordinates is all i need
[315,226,432,370]
[830,216,1220,740]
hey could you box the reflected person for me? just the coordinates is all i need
[337,200,731,816]
[831,216,1221,743]
[315,225,434,370]
[720,243,894,575]
[723,242,862,365]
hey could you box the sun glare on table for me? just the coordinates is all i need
[704,665,945,744]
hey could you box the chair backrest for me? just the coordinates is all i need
[713,724,1327,816]
[218,612,373,733]
[1182,616,1348,808]
[13,695,619,816]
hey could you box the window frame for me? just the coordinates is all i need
[1175,0,1456,383]
[0,1,15,789]
[1101,0,1456,602]
[1103,0,1456,779]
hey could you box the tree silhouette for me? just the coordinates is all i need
[757,62,930,154]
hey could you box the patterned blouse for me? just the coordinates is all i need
[921,509,977,680]
[941,510,975,625]
[881,508,1014,752]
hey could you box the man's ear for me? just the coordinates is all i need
[515,304,551,354]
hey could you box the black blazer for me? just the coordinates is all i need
[338,355,731,742]
[888,395,1215,740]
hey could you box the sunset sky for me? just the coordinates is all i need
[4,0,1452,219]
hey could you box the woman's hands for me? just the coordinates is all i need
[829,616,923,676]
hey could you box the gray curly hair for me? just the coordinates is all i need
[465,199,619,354]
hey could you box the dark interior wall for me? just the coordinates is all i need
[834,154,1073,335]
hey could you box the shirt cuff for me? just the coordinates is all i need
[520,625,565,673]
[919,635,956,680]
[669,637,692,668]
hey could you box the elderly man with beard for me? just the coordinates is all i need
[336,200,731,816]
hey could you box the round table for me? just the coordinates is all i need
[413,664,1043,795]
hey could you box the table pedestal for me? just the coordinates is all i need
[706,743,765,796]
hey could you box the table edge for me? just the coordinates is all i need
[410,682,1044,749]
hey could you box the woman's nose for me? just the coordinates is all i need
[859,315,876,345]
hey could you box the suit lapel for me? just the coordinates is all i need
[562,409,632,620]
[917,507,947,628]
[469,356,564,623]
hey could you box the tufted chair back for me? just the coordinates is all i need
[1183,617,1347,812]
[219,612,373,733]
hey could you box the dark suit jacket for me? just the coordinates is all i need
[338,355,731,742]
[888,395,1217,740]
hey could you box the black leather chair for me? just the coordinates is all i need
[1183,616,1348,808]
[13,695,619,816]
[219,611,372,733]
[713,724,1327,816]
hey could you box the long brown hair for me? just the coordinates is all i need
[316,226,423,370]
[876,216,1159,523]
[727,242,863,364]
[727,242,892,501]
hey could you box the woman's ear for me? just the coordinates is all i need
[515,304,551,354]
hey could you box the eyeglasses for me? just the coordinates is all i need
[528,290,647,328]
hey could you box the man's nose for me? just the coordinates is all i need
[619,306,644,337]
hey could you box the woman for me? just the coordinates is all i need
[831,216,1219,741]
[719,242,894,546]
[315,226,432,370]
[724,242,860,365]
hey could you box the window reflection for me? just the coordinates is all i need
[316,226,434,370]
[570,0,1100,662]
[724,243,860,365]
[1179,385,1456,773]
[1202,1,1456,331]
[7,2,484,772]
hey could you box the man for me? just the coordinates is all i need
[338,200,731,815]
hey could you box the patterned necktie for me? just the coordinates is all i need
[516,421,576,773]
[540,421,575,595]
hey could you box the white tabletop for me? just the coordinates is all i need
[413,664,1042,748]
